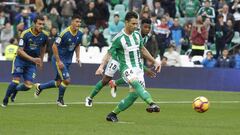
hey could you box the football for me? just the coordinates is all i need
[192,96,210,113]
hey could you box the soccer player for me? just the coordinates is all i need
[105,11,161,122]
[34,15,82,107]
[108,18,154,96]
[85,18,155,107]
[2,15,48,107]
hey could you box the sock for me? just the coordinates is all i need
[115,78,125,86]
[113,92,138,114]
[89,81,104,99]
[3,81,19,101]
[58,82,67,100]
[39,80,57,91]
[131,80,153,105]
[16,83,31,91]
[11,91,18,100]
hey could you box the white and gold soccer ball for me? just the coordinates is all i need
[192,96,210,113]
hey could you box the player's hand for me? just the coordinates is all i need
[56,60,64,70]
[145,68,156,78]
[32,58,41,65]
[76,58,82,67]
[95,67,104,75]
[154,61,161,73]
[37,60,43,70]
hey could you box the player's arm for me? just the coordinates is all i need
[141,46,161,73]
[52,43,60,62]
[17,38,41,65]
[40,45,46,61]
[100,52,111,69]
[37,44,46,68]
[17,48,41,65]
[96,36,119,75]
[52,39,64,69]
[75,45,80,64]
[143,66,156,78]
[95,52,111,75]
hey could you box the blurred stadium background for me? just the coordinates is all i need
[0,0,240,135]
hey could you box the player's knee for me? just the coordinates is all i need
[55,80,61,87]
[24,83,33,91]
[12,79,20,84]
[129,88,135,92]
[102,76,112,85]
[129,90,138,98]
[128,78,138,85]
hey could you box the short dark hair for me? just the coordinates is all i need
[141,18,151,25]
[114,14,119,17]
[151,12,157,17]
[72,14,82,20]
[33,14,44,23]
[217,14,223,19]
[125,11,138,21]
[207,51,213,55]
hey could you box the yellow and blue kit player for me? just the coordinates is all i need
[2,15,48,107]
[34,15,83,107]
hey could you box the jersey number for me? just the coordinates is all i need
[109,63,117,70]
[124,69,133,77]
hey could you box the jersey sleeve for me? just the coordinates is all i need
[55,36,62,46]
[108,37,120,59]
[55,30,65,46]
[138,33,144,49]
[18,32,27,48]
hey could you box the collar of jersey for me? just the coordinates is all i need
[68,26,78,36]
[30,28,40,36]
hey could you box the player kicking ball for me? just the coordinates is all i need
[105,11,161,122]
[85,18,156,107]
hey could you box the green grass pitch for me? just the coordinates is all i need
[0,83,240,135]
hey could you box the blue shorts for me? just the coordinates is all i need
[52,57,71,81]
[12,56,37,82]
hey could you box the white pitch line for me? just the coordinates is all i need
[117,121,135,124]
[7,100,240,106]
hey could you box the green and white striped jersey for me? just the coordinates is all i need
[109,29,144,73]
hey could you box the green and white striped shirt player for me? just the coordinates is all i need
[108,29,145,74]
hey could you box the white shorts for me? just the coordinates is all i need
[104,59,119,77]
[122,67,145,88]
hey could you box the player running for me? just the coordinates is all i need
[34,15,82,107]
[2,15,48,107]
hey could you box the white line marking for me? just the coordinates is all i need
[117,121,135,124]
[7,101,240,106]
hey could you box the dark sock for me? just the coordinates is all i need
[39,80,57,91]
[16,83,31,91]
[58,82,67,100]
[3,81,19,102]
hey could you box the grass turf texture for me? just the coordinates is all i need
[0,83,240,135]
